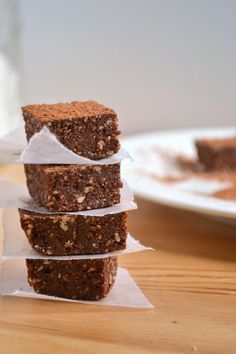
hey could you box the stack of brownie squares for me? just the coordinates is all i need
[18,101,128,300]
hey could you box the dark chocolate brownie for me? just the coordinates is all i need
[22,101,120,160]
[19,209,127,256]
[196,137,236,170]
[26,257,117,300]
[24,163,122,212]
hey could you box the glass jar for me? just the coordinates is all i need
[0,0,21,136]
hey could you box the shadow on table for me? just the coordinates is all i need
[129,197,236,263]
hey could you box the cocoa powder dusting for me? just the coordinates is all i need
[138,148,236,201]
[22,100,116,121]
[212,187,236,201]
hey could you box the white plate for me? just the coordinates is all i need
[122,127,236,221]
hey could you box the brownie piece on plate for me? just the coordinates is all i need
[196,137,236,170]
[26,257,117,300]
[24,163,122,212]
[19,209,127,256]
[22,101,120,160]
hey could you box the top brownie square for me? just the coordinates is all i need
[22,100,120,160]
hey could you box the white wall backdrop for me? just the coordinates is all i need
[20,0,236,135]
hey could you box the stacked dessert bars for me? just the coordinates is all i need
[18,101,128,300]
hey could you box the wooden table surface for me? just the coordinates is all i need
[0,165,236,354]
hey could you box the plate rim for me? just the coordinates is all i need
[122,126,236,221]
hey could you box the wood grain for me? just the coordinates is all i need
[0,165,236,354]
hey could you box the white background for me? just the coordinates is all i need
[19,0,236,135]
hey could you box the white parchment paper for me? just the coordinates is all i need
[2,207,152,259]
[0,260,154,308]
[0,124,131,164]
[0,178,137,215]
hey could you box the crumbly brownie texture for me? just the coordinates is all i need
[24,163,122,212]
[19,209,127,256]
[26,257,117,300]
[22,101,120,160]
[196,137,236,170]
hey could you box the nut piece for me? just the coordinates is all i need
[94,166,102,173]
[60,222,69,232]
[77,195,86,203]
[46,201,55,207]
[98,140,105,149]
[84,186,94,193]
[65,240,74,248]
[115,233,121,242]
[59,215,71,232]
[26,229,32,237]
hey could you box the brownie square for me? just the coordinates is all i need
[26,257,117,300]
[22,101,120,160]
[24,163,122,212]
[19,209,127,256]
[196,137,236,170]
